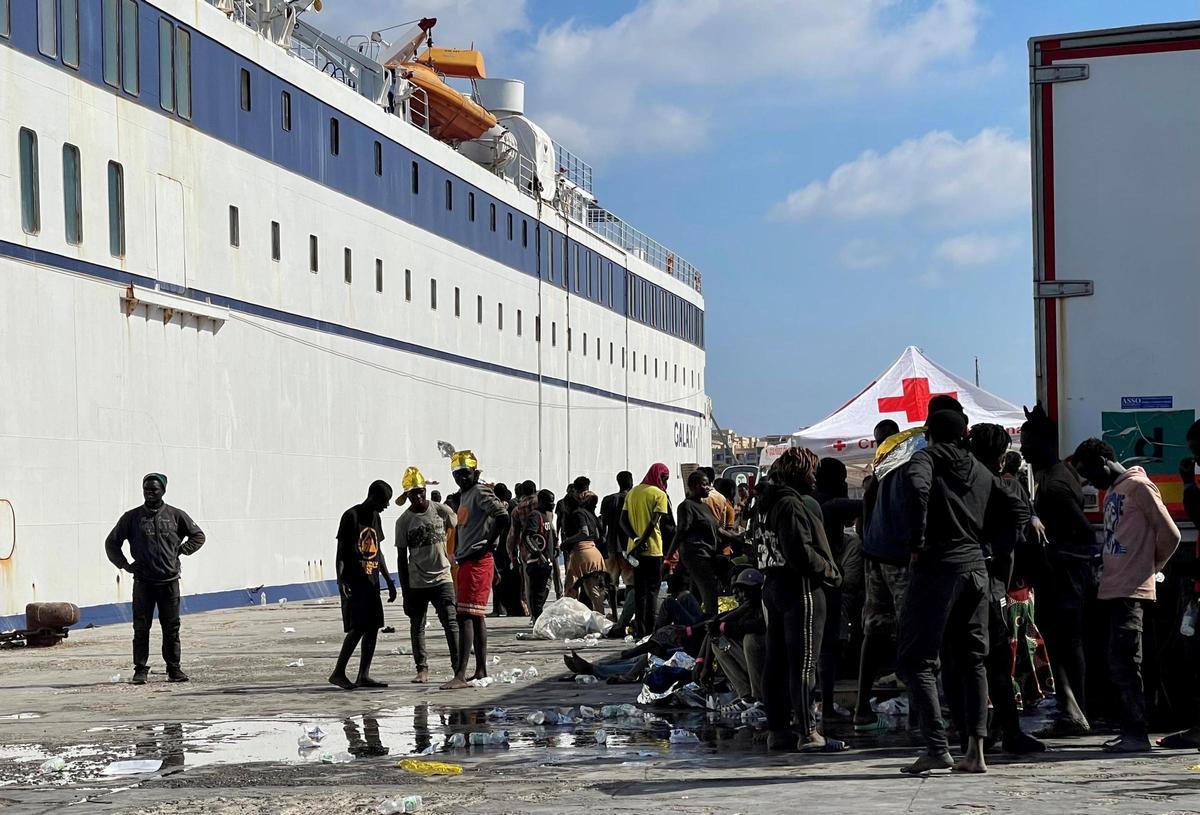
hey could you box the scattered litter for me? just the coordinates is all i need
[648,652,696,671]
[492,656,501,664]
[448,733,466,748]
[382,626,397,634]
[379,794,423,814]
[305,725,326,742]
[498,670,518,684]
[637,750,657,757]
[278,598,288,606]
[486,707,508,720]
[109,674,121,683]
[298,735,318,749]
[101,759,163,776]
[316,640,326,644]
[320,751,354,764]
[601,703,642,719]
[468,676,494,688]
[669,729,700,745]
[287,659,305,668]
[398,758,464,776]
[391,646,413,656]
[594,729,608,745]
[1188,764,1200,772]
[872,696,909,716]
[574,675,598,685]
[515,632,536,640]
[39,757,67,773]
[531,597,613,640]
[0,712,42,720]
[578,705,597,719]
[468,731,508,746]
[525,666,539,678]
[282,627,296,634]
[526,711,546,725]
[624,635,635,643]
[416,744,436,756]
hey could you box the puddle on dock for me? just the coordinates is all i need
[0,701,945,788]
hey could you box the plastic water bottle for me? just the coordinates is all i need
[594,729,608,745]
[468,732,490,745]
[1182,602,1198,637]
[260,592,267,606]
[526,711,546,725]
[448,733,466,748]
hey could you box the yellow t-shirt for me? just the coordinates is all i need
[625,483,669,557]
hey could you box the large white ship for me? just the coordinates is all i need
[0,0,709,627]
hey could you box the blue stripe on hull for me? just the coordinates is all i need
[0,239,705,418]
[0,576,347,632]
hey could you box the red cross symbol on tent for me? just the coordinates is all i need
[877,377,958,423]
[833,440,846,452]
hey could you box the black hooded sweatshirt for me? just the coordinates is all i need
[762,485,841,586]
[905,442,1023,573]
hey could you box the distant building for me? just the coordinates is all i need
[711,427,776,470]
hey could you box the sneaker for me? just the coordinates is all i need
[167,668,189,683]
[131,668,149,685]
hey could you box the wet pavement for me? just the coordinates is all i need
[2,599,1200,814]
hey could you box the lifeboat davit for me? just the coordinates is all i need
[401,48,497,143]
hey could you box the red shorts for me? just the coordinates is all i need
[455,553,494,617]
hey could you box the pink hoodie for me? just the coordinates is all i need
[1098,466,1180,601]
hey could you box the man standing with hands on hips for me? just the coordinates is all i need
[105,473,206,685]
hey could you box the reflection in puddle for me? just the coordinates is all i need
[0,702,934,789]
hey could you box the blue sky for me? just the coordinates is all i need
[320,0,1200,435]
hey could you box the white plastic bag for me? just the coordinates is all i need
[531,597,613,640]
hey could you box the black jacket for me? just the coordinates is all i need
[1034,461,1096,559]
[905,443,1022,573]
[762,485,841,586]
[983,475,1033,591]
[105,504,205,583]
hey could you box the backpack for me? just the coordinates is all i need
[863,464,915,566]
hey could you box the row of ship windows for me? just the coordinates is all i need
[235,68,703,349]
[7,1,703,348]
[10,125,700,390]
[24,0,194,121]
[225,207,701,390]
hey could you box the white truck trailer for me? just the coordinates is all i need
[1030,21,1200,519]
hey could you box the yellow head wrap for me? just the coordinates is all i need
[450,450,478,472]
[402,466,427,492]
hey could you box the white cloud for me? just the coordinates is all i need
[934,232,1021,266]
[838,239,892,271]
[308,0,529,56]
[520,0,981,158]
[771,128,1028,225]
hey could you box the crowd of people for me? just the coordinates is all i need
[103,395,1200,773]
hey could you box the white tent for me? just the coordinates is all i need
[788,346,1027,467]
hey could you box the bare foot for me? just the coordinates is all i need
[412,671,429,684]
[356,676,388,689]
[440,677,471,690]
[470,670,488,681]
[901,751,954,774]
[328,672,355,690]
[954,736,987,773]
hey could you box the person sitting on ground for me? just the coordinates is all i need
[1072,438,1180,753]
[709,568,767,713]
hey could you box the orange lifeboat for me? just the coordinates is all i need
[401,49,497,142]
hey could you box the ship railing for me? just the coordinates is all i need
[553,141,593,195]
[516,154,540,200]
[402,86,430,133]
[585,207,702,292]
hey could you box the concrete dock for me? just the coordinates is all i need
[2,598,1199,814]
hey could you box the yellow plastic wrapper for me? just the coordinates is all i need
[402,466,426,492]
[397,759,464,776]
[717,595,738,615]
[450,450,478,471]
